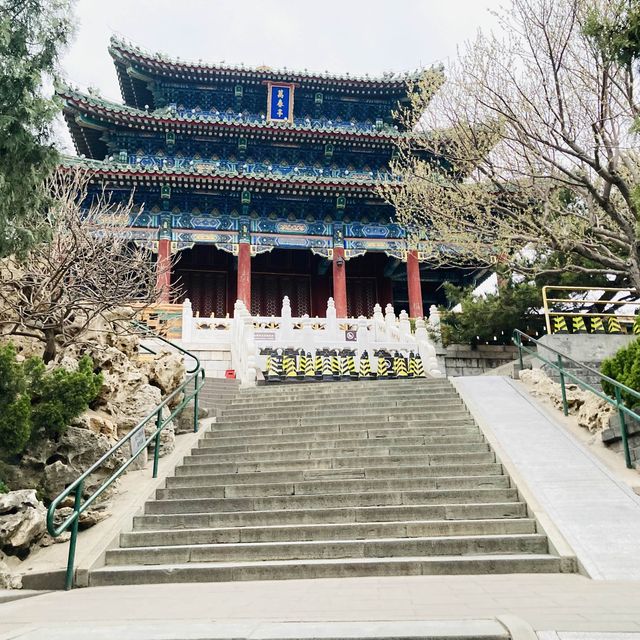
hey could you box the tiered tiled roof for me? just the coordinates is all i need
[61,155,396,196]
[109,36,427,106]
[59,86,404,151]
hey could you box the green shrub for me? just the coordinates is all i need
[0,344,32,455]
[438,282,542,347]
[601,339,640,407]
[0,344,102,454]
[0,479,8,493]
[27,355,103,440]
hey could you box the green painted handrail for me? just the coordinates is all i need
[46,322,205,589]
[512,329,636,469]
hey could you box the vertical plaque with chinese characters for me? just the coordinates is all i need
[267,82,294,123]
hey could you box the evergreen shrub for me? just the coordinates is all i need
[601,339,640,408]
[0,344,102,455]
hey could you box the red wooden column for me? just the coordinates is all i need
[237,241,252,311]
[406,249,423,318]
[332,247,347,318]
[156,237,172,303]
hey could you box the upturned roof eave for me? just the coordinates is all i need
[58,87,405,144]
[108,36,425,95]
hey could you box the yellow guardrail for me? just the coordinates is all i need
[542,286,640,335]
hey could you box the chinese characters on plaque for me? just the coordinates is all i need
[267,83,294,123]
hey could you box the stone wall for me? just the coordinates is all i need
[534,334,636,390]
[442,344,520,377]
[178,343,233,379]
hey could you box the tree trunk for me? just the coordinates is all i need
[43,330,57,364]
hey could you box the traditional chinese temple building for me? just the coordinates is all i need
[60,37,483,318]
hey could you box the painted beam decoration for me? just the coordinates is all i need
[267,82,294,123]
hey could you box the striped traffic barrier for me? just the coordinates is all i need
[331,349,341,379]
[408,351,417,378]
[314,351,324,380]
[552,316,568,333]
[607,316,622,334]
[296,349,307,380]
[633,317,640,335]
[572,316,587,333]
[322,350,333,381]
[395,352,408,378]
[305,351,315,381]
[267,349,283,383]
[346,350,358,380]
[376,350,389,379]
[359,350,373,379]
[412,352,426,378]
[590,316,606,333]
[283,349,297,380]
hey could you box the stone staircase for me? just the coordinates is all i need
[90,379,573,585]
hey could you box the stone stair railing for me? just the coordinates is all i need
[225,297,441,387]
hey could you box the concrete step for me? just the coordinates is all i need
[206,421,477,441]
[122,518,538,547]
[225,394,463,411]
[90,553,570,586]
[185,456,502,475]
[104,533,549,565]
[219,404,467,421]
[210,415,476,432]
[169,461,502,485]
[143,487,521,515]
[133,501,530,531]
[203,424,479,448]
[185,451,493,474]
[196,432,487,455]
[155,473,507,501]
[241,380,454,397]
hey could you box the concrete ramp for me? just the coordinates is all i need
[454,376,640,580]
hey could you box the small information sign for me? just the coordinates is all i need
[255,331,277,341]
[129,427,146,457]
[345,329,357,342]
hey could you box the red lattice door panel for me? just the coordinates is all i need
[176,270,227,317]
[252,274,311,317]
[347,277,378,318]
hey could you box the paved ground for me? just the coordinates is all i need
[454,377,640,580]
[1,574,640,638]
[3,377,640,638]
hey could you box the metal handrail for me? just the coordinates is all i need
[512,329,637,469]
[542,286,639,334]
[46,322,205,589]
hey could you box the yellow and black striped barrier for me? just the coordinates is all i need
[305,351,315,380]
[321,350,333,381]
[552,316,569,333]
[607,316,622,334]
[296,349,307,380]
[394,352,408,378]
[359,351,373,379]
[283,349,297,380]
[330,350,341,379]
[590,317,606,333]
[571,316,587,333]
[345,350,358,380]
[315,351,324,379]
[412,352,426,378]
[266,349,283,382]
[376,350,390,379]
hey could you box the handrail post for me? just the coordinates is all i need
[614,387,633,469]
[542,287,552,335]
[152,410,162,478]
[515,332,524,370]
[64,479,84,591]
[193,373,200,433]
[557,354,568,416]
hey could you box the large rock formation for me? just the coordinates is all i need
[0,313,188,571]
[0,490,46,557]
[520,368,614,431]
